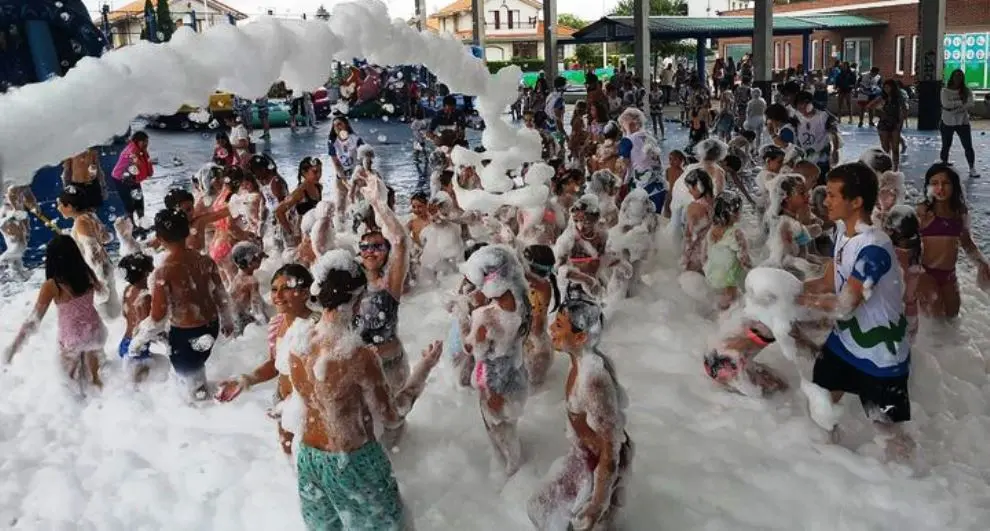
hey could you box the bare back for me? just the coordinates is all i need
[159,250,222,327]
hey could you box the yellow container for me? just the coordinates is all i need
[209,92,234,113]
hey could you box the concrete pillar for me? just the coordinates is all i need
[543,0,557,80]
[752,0,773,98]
[696,39,707,85]
[916,0,945,131]
[471,0,485,58]
[633,0,651,81]
[415,0,428,31]
[802,32,811,75]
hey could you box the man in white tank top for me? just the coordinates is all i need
[794,91,840,176]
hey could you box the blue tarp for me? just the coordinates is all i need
[0,1,126,265]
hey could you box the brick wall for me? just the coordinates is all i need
[716,0,990,85]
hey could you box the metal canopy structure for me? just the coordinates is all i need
[563,14,887,43]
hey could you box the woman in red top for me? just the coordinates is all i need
[111,131,154,225]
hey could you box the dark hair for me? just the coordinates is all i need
[884,207,922,266]
[297,156,322,184]
[272,263,315,292]
[223,166,248,193]
[410,191,428,204]
[154,208,191,243]
[761,144,785,161]
[328,116,354,144]
[315,265,367,310]
[163,188,194,211]
[774,173,806,217]
[45,234,97,296]
[825,162,879,215]
[118,252,154,285]
[684,168,714,199]
[793,91,814,105]
[741,130,756,143]
[58,184,91,212]
[668,149,687,164]
[247,153,277,175]
[712,191,743,226]
[764,103,798,128]
[723,154,742,173]
[215,131,232,148]
[882,79,904,104]
[523,244,562,312]
[442,95,456,107]
[590,100,609,122]
[923,163,966,215]
[130,131,149,143]
[553,76,567,90]
[947,68,971,103]
[231,241,264,270]
[438,170,454,188]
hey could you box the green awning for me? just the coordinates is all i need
[566,13,887,43]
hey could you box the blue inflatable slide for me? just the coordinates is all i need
[0,0,128,266]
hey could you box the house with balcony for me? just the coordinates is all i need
[426,0,577,61]
[107,0,248,48]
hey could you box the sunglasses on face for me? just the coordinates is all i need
[359,242,388,253]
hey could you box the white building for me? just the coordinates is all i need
[426,0,577,61]
[107,0,247,48]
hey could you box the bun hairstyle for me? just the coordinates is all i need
[310,249,367,311]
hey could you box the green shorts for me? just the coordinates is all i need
[296,441,405,530]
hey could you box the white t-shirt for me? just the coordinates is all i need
[230,124,250,158]
[825,220,909,377]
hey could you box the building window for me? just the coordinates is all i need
[513,10,521,28]
[911,35,919,75]
[823,39,831,67]
[785,42,792,68]
[843,38,873,71]
[895,35,906,75]
[774,41,781,69]
[812,40,819,70]
[490,10,500,29]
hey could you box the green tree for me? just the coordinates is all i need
[315,4,331,21]
[557,14,605,68]
[156,0,176,41]
[556,13,586,30]
[609,0,694,73]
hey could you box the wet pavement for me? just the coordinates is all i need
[144,112,990,254]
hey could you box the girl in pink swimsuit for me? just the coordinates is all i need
[3,235,107,394]
[916,164,990,318]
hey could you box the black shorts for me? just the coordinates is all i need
[168,320,220,376]
[812,345,910,423]
[112,177,145,218]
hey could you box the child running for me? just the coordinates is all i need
[4,235,107,395]
[134,208,233,400]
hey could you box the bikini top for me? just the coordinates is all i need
[921,215,963,238]
[295,184,323,217]
[353,287,400,346]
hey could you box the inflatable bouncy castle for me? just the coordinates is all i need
[0,0,127,266]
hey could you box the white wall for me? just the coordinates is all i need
[445,0,540,35]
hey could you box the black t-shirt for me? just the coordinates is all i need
[429,110,465,133]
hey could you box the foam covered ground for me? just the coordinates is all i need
[1,247,989,530]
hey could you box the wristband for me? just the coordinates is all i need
[745,328,772,347]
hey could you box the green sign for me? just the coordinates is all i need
[520,67,616,88]
[944,33,989,90]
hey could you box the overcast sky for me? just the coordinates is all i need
[83,0,628,24]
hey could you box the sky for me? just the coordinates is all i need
[82,0,633,26]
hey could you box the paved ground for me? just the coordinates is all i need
[145,111,990,254]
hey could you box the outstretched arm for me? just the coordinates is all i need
[4,280,56,362]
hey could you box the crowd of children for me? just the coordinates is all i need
[1,62,988,530]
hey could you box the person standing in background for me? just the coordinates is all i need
[940,69,979,178]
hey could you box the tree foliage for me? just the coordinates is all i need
[315,4,331,21]
[608,0,693,62]
[556,13,587,30]
[156,0,175,42]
